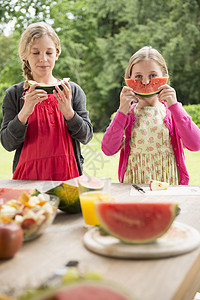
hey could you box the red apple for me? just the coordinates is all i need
[0,222,23,259]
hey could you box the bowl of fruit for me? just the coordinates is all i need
[0,191,60,241]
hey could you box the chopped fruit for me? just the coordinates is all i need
[150,180,169,191]
[21,218,36,230]
[0,192,58,241]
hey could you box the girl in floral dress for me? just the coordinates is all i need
[101,46,200,185]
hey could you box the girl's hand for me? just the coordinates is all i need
[119,86,137,115]
[158,84,177,107]
[53,79,74,120]
[18,83,48,124]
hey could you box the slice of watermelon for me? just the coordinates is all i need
[28,281,133,300]
[95,202,178,244]
[125,77,168,97]
[0,187,34,204]
[53,282,132,300]
[78,176,104,190]
[28,78,70,94]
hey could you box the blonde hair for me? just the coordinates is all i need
[18,22,61,80]
[125,46,168,79]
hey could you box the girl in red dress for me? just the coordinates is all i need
[1,22,93,180]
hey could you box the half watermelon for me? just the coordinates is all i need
[125,77,168,97]
[95,202,178,244]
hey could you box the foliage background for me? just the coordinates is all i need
[0,0,200,131]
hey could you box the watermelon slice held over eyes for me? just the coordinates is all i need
[125,77,168,97]
[95,202,178,244]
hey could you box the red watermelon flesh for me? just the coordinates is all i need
[54,283,131,300]
[35,281,133,300]
[125,77,168,97]
[95,202,178,244]
[0,187,34,204]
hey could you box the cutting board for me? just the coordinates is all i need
[130,185,200,196]
[83,222,200,259]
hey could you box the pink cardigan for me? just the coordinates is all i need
[101,102,200,185]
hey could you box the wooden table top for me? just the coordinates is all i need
[0,179,200,300]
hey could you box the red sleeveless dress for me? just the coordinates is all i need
[13,94,79,180]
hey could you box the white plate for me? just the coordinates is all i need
[83,222,200,259]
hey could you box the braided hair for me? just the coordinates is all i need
[22,60,33,81]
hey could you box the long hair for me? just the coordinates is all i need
[18,22,61,81]
[125,46,168,79]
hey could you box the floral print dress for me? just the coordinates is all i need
[123,104,179,184]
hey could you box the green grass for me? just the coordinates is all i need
[0,132,200,185]
[0,144,14,179]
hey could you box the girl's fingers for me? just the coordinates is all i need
[28,83,40,93]
[121,86,134,95]
[26,88,47,96]
[159,84,176,94]
[158,85,177,106]
[53,89,61,101]
[128,96,138,103]
[158,84,168,90]
[120,87,137,103]
[63,78,70,88]
[37,94,48,101]
[159,89,176,98]
[60,80,71,97]
[54,82,72,103]
[54,86,65,102]
[36,92,48,97]
[25,89,48,103]
[119,86,137,114]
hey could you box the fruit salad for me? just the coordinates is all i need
[0,192,59,241]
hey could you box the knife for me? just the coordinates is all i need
[132,184,146,194]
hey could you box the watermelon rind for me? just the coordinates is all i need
[43,176,105,214]
[47,182,81,214]
[95,202,178,244]
[125,77,168,97]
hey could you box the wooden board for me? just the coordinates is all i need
[130,185,200,196]
[83,222,200,259]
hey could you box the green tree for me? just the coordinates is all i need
[50,0,102,128]
[0,33,22,84]
[86,0,200,129]
[0,0,52,33]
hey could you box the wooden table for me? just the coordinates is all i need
[0,179,200,300]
